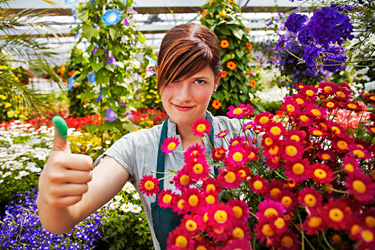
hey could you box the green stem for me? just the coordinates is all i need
[322,230,335,250]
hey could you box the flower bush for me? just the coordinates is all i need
[0,188,103,249]
[131,108,168,130]
[140,81,375,249]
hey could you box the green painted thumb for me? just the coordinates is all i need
[52,116,68,143]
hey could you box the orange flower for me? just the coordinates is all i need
[220,40,229,49]
[246,43,253,50]
[201,9,207,17]
[73,83,79,88]
[250,80,256,88]
[221,71,227,78]
[212,100,222,109]
[68,69,75,77]
[228,0,235,3]
[227,61,236,71]
[219,11,226,17]
[209,0,214,6]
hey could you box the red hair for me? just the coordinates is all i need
[157,23,221,92]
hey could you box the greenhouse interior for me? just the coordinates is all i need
[1,0,375,249]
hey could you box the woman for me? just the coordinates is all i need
[37,23,250,250]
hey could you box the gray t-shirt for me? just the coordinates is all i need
[94,112,255,249]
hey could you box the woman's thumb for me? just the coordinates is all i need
[52,116,69,150]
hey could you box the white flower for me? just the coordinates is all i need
[2,171,11,178]
[113,195,123,202]
[132,193,140,200]
[122,182,136,193]
[120,202,133,212]
[109,201,120,209]
[131,204,142,213]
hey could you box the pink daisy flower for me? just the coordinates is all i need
[158,189,174,208]
[345,169,375,203]
[256,199,286,220]
[323,198,352,231]
[166,226,194,249]
[139,175,160,196]
[215,129,230,138]
[218,166,243,189]
[249,175,269,195]
[302,208,326,235]
[161,136,180,154]
[191,118,211,136]
[226,104,254,119]
[298,187,323,209]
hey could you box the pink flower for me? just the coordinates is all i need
[161,136,180,154]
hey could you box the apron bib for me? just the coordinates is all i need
[151,114,216,250]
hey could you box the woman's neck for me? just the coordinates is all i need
[176,123,204,151]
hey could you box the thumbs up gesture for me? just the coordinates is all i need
[38,116,93,207]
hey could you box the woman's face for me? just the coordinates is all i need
[160,65,220,127]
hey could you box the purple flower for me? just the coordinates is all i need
[106,108,117,121]
[306,7,354,48]
[302,45,323,68]
[105,50,117,67]
[91,44,99,54]
[102,9,122,26]
[330,4,356,12]
[297,26,314,46]
[119,101,127,107]
[127,7,137,14]
[285,13,308,33]
[145,68,155,75]
[124,111,133,119]
[123,17,131,26]
[323,54,347,72]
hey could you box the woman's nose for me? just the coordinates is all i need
[176,82,192,101]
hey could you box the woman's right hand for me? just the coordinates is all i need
[38,116,93,208]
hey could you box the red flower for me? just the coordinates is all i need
[191,118,211,136]
[211,146,227,161]
[284,159,309,183]
[308,163,334,184]
[298,187,323,209]
[323,199,352,231]
[345,169,375,203]
[302,208,326,235]
[161,136,180,154]
[250,175,269,195]
[167,226,194,249]
[158,189,174,208]
[218,166,243,189]
[139,175,160,196]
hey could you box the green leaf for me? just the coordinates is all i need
[109,27,117,40]
[96,69,110,84]
[101,120,117,130]
[235,49,242,59]
[113,86,125,94]
[232,28,245,40]
[82,24,99,40]
[78,12,88,22]
[138,34,146,44]
[92,62,104,72]
[217,25,231,36]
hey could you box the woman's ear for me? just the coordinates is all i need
[155,63,158,77]
[214,70,222,92]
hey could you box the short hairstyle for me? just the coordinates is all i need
[157,23,221,92]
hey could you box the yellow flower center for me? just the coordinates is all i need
[300,115,309,122]
[365,216,375,228]
[305,90,314,96]
[270,126,281,136]
[331,234,342,244]
[327,102,335,108]
[285,145,297,157]
[311,109,321,116]
[269,146,279,155]
[344,163,354,172]
[176,235,188,248]
[259,116,269,124]
[180,175,190,185]
[290,135,300,142]
[265,137,273,146]
[281,236,294,247]
[219,132,227,137]
[145,180,155,190]
[348,103,357,109]
[304,194,317,207]
[225,172,236,183]
[214,210,228,223]
[163,194,172,204]
[337,141,348,150]
[233,206,243,219]
[353,149,365,159]
[329,208,344,222]
[322,154,331,160]
[313,130,323,136]
[206,184,216,192]
[253,180,263,190]
[351,224,362,235]
[193,164,203,174]
[286,104,295,112]
[167,142,177,151]
[233,152,243,162]
[233,108,243,115]
[189,195,199,207]
[185,220,197,231]
[296,98,304,105]
[361,230,374,243]
[206,195,215,204]
[353,180,366,194]
[336,91,345,98]
[233,227,244,239]
[262,224,274,237]
[197,124,206,133]
[314,169,327,179]
[292,163,304,175]
[274,218,285,229]
[281,196,292,207]
[178,199,185,209]
[264,208,278,217]
[331,126,340,134]
[324,86,332,93]
[308,216,322,228]
[270,188,281,199]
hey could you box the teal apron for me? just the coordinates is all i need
[151,114,217,250]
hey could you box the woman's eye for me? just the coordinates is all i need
[195,80,206,85]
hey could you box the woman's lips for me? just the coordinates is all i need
[173,104,193,111]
